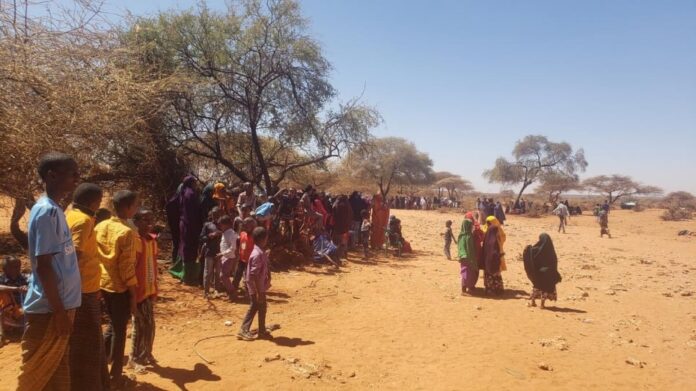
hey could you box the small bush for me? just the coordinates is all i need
[633,204,645,212]
[661,206,693,221]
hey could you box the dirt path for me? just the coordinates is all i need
[1,209,695,390]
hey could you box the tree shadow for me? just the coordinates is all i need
[148,363,221,391]
[269,336,316,348]
[544,306,587,314]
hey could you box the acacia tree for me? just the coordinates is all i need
[483,135,587,206]
[536,173,583,203]
[128,0,379,192]
[583,175,662,204]
[0,0,187,245]
[435,175,474,199]
[347,137,434,198]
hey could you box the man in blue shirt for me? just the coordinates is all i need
[17,152,81,391]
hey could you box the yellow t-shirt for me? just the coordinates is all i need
[95,216,138,293]
[65,208,101,293]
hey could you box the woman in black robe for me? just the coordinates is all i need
[523,233,562,308]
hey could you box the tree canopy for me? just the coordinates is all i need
[346,137,434,198]
[483,135,587,205]
[126,0,379,192]
[536,173,583,203]
[435,175,474,199]
[583,175,662,204]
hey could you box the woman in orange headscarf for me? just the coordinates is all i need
[370,192,390,249]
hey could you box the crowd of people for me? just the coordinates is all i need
[0,152,424,390]
[446,211,562,308]
[0,152,620,390]
[387,195,461,210]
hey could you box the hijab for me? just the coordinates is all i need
[482,225,501,274]
[457,218,477,265]
[523,233,562,291]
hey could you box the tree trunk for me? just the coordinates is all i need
[514,181,531,207]
[249,123,272,192]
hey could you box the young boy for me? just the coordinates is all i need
[238,227,272,341]
[442,220,457,260]
[360,210,371,259]
[96,190,140,388]
[17,152,81,391]
[200,207,223,299]
[218,215,239,300]
[66,182,110,390]
[130,209,159,368]
[0,256,28,346]
[233,217,257,294]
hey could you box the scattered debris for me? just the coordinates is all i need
[265,354,282,362]
[224,320,233,327]
[539,336,569,351]
[625,358,646,368]
[538,362,553,371]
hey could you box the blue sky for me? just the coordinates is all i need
[97,0,696,193]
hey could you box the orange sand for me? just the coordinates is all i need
[1,209,695,390]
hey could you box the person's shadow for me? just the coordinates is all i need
[270,336,316,347]
[544,306,587,314]
[149,362,221,391]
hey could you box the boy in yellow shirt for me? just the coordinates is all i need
[95,190,139,388]
[66,183,109,390]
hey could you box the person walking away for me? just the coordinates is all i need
[237,227,272,341]
[457,216,479,295]
[200,207,223,299]
[96,190,140,388]
[599,209,611,238]
[217,215,239,300]
[523,233,562,308]
[553,202,569,234]
[130,209,159,369]
[17,153,81,391]
[66,183,109,390]
[442,220,457,260]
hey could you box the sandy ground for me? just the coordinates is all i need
[1,209,695,390]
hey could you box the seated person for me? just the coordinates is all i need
[311,232,339,267]
[386,216,413,254]
[0,256,29,343]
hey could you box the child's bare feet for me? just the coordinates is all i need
[540,300,546,309]
[528,300,536,307]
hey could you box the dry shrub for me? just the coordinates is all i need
[661,207,693,221]
[0,1,189,212]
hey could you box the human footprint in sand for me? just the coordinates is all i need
[523,233,562,309]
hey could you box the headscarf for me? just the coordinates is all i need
[457,218,477,266]
[212,182,226,200]
[523,233,562,291]
[482,225,501,274]
[486,216,507,269]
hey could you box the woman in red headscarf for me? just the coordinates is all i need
[370,192,390,249]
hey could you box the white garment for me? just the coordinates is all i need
[219,228,239,260]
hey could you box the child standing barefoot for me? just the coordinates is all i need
[360,210,371,259]
[442,220,457,260]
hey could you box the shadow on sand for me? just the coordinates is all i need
[146,363,221,391]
